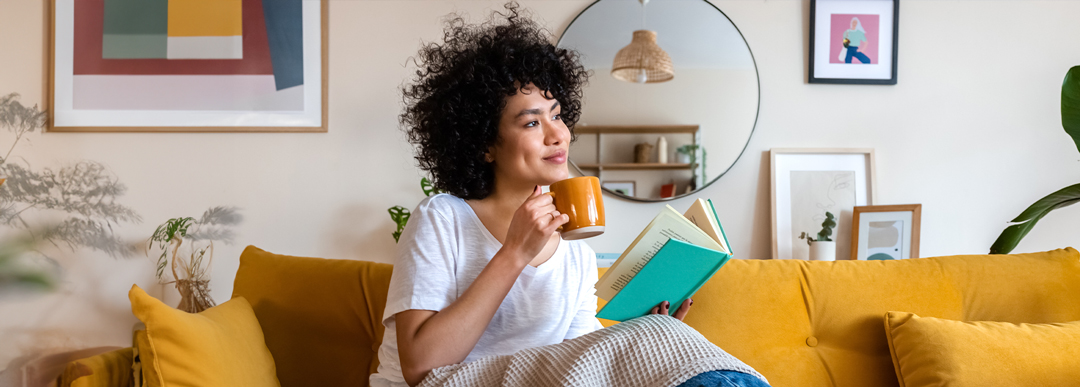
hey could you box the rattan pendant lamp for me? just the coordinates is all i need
[611,0,674,84]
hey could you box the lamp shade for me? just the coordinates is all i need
[611,30,674,84]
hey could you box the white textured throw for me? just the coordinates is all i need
[418,315,768,387]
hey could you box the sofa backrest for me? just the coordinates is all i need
[684,247,1080,387]
[234,245,1080,387]
[232,246,393,387]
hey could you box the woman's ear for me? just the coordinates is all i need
[484,152,495,163]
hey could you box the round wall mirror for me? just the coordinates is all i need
[558,0,760,201]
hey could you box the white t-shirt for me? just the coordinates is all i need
[370,194,603,387]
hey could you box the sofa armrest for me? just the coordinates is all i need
[59,347,135,387]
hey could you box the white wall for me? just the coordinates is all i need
[1,0,1079,371]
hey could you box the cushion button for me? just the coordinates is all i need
[806,336,819,347]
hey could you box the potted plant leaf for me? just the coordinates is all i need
[990,66,1080,254]
[800,211,837,261]
[388,177,442,242]
[147,207,241,313]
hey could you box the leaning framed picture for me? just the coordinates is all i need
[808,0,899,85]
[601,181,636,197]
[770,148,876,260]
[46,0,328,132]
[851,204,921,260]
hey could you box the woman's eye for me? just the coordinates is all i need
[553,114,561,121]
[525,121,538,127]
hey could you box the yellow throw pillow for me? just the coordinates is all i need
[129,285,280,387]
[884,311,1080,387]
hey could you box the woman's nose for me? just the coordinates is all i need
[545,123,568,145]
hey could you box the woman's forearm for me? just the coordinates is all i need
[398,249,527,385]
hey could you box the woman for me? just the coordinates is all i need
[844,17,872,64]
[370,5,767,387]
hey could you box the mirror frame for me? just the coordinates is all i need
[558,0,761,202]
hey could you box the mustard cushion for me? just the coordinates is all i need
[884,311,1080,387]
[128,285,280,387]
[61,348,134,387]
[231,245,394,387]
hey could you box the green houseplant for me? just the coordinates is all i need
[990,66,1080,254]
[388,178,442,242]
[147,207,241,312]
[800,212,837,261]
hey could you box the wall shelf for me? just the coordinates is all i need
[575,163,694,170]
[576,125,699,135]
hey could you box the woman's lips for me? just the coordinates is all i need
[544,150,567,164]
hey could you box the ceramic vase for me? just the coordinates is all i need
[656,136,668,164]
[809,241,836,261]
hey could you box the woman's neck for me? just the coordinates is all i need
[465,178,536,243]
[476,178,535,217]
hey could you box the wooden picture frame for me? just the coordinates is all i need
[45,0,328,132]
[851,204,921,260]
[770,148,877,260]
[808,0,899,85]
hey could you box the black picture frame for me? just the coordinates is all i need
[808,0,899,85]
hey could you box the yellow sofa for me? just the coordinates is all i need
[64,245,1080,387]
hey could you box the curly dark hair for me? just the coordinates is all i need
[401,3,588,200]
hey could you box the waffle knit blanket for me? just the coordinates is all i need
[417,315,768,387]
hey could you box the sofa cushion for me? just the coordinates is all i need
[683,247,1080,387]
[232,245,393,387]
[884,311,1080,387]
[128,285,279,387]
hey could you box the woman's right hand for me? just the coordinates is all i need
[650,299,693,321]
[502,186,569,265]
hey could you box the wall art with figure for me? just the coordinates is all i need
[809,0,898,84]
[830,14,879,64]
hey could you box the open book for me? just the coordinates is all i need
[595,199,732,321]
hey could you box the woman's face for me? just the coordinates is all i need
[851,19,858,29]
[487,84,571,189]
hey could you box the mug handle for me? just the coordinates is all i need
[544,191,564,233]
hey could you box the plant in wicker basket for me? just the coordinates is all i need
[147,207,241,313]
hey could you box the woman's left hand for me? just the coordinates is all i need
[649,299,693,321]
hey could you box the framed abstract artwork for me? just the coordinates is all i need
[808,0,899,85]
[46,0,328,132]
[770,148,876,260]
[851,204,921,260]
[601,181,636,197]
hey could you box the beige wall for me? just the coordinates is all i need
[1,0,1079,370]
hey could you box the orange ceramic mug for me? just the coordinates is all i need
[546,176,605,240]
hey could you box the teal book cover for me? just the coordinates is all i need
[596,239,731,322]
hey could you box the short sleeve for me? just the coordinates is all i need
[382,197,459,325]
[564,244,603,340]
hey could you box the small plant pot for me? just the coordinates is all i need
[676,153,691,164]
[809,241,836,261]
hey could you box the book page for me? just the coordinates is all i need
[594,205,722,300]
[683,199,728,254]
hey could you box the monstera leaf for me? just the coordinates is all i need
[990,183,1080,254]
[990,66,1080,254]
[1063,66,1080,153]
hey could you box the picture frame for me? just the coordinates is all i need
[770,148,876,260]
[46,0,328,132]
[808,0,899,85]
[601,181,636,197]
[851,204,921,260]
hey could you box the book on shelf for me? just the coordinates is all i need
[595,198,732,322]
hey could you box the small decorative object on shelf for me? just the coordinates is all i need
[660,181,676,198]
[800,211,837,261]
[634,142,654,163]
[656,136,668,164]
